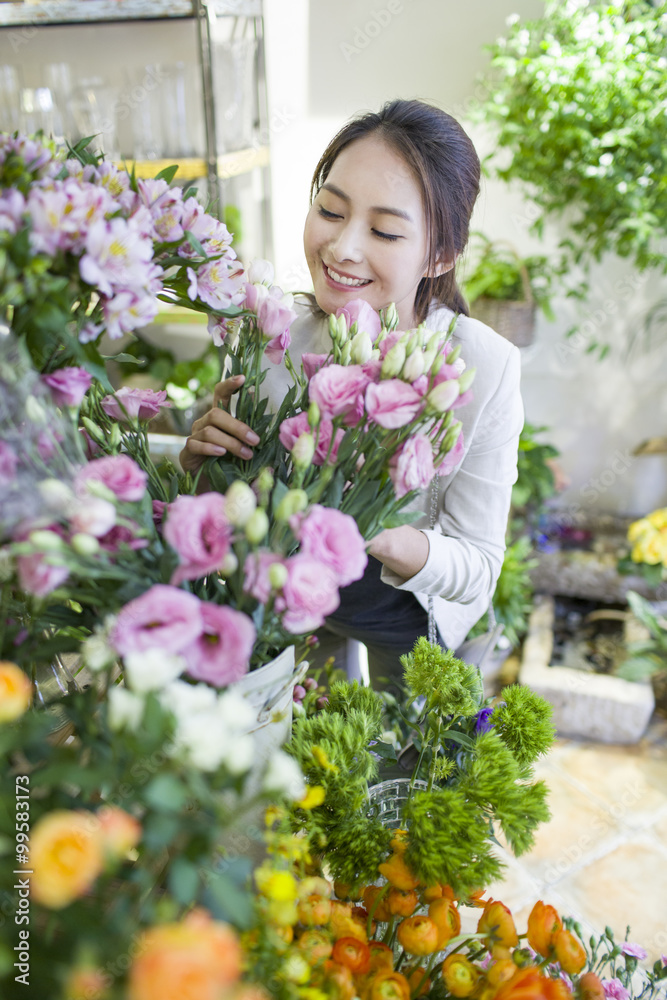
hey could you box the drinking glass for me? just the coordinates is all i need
[0,65,22,133]
[70,78,120,160]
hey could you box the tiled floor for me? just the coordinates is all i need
[459,715,667,965]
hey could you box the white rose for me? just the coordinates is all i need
[123,649,186,694]
[108,686,145,731]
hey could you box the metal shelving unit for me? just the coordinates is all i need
[0,0,273,257]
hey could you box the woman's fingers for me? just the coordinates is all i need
[213,373,244,408]
[180,376,260,474]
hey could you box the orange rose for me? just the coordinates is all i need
[128,908,242,1000]
[298,894,333,926]
[396,915,440,956]
[428,897,461,948]
[406,965,431,997]
[97,806,141,858]
[332,937,371,974]
[0,662,32,722]
[553,929,586,974]
[527,902,562,958]
[477,900,519,948]
[578,972,606,1000]
[368,970,411,1000]
[30,810,104,909]
[361,886,391,924]
[378,853,419,891]
[442,954,480,997]
[387,887,419,917]
[297,929,333,964]
[331,901,369,942]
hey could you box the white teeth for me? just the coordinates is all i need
[326,266,370,287]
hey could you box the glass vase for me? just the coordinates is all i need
[366,777,429,830]
[31,655,80,744]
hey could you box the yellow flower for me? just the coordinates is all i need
[312,746,339,773]
[256,867,298,903]
[0,662,32,723]
[441,954,480,997]
[298,988,328,1000]
[647,508,667,530]
[30,810,104,909]
[627,517,651,543]
[283,952,311,984]
[298,785,326,810]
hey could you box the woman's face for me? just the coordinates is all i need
[303,135,434,329]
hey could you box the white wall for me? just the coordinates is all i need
[263,0,667,518]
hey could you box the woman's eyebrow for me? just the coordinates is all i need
[321,182,413,223]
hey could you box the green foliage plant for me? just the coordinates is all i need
[474,2,667,276]
[463,234,556,320]
[615,589,667,683]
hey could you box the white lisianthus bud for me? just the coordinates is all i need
[426,379,460,413]
[370,348,381,362]
[328,313,340,343]
[431,353,445,376]
[219,552,239,576]
[350,330,373,365]
[38,479,74,514]
[224,480,257,526]
[308,401,321,428]
[340,341,351,365]
[268,562,288,590]
[25,395,48,425]
[245,507,270,544]
[28,530,65,551]
[402,349,426,383]
[280,289,295,310]
[82,479,117,504]
[82,617,116,672]
[404,331,419,356]
[0,548,13,583]
[108,686,145,732]
[81,416,106,445]
[276,488,309,521]
[381,343,406,378]
[256,467,274,493]
[70,496,117,537]
[109,422,122,448]
[445,343,462,365]
[124,648,186,694]
[382,302,399,331]
[70,533,100,556]
[458,367,476,393]
[421,347,437,373]
[291,432,316,469]
[248,258,275,285]
[336,313,348,343]
[440,420,463,456]
[416,323,430,347]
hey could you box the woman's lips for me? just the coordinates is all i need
[322,261,372,289]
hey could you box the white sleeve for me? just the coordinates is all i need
[381,344,523,605]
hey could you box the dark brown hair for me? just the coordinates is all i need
[310,99,481,322]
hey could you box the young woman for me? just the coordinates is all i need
[180,99,524,692]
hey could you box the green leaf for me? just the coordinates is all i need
[155,164,180,184]
[203,870,254,929]
[369,740,398,762]
[144,774,189,813]
[441,730,476,750]
[167,856,200,905]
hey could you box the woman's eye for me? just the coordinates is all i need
[373,228,399,242]
[318,206,341,220]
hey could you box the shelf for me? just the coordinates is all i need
[0,0,261,27]
[122,145,270,181]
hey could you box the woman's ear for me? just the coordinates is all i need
[425,257,456,278]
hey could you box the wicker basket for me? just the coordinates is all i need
[469,255,536,347]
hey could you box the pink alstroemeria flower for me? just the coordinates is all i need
[101,386,171,422]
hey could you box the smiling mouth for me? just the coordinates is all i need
[323,263,372,288]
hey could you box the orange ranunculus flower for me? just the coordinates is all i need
[352,906,376,935]
[298,876,332,900]
[298,894,333,927]
[578,972,606,1000]
[378,852,419,891]
[362,886,391,924]
[30,810,104,909]
[63,965,110,1000]
[477,900,519,948]
[494,966,549,1000]
[367,941,394,974]
[128,908,242,1000]
[421,882,456,904]
[331,901,369,942]
[334,881,362,902]
[442,954,480,997]
[526,901,562,958]
[467,888,490,907]
[97,806,141,858]
[0,662,32,722]
[553,929,586,974]
[406,965,431,997]
[273,924,294,945]
[486,959,518,989]
[543,977,573,1000]
[332,936,371,975]
[297,929,334,964]
[390,829,409,854]
[428,897,461,948]
[387,887,419,917]
[368,970,411,1000]
[396,915,440,956]
[322,959,356,1000]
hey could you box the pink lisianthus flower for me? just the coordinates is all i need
[188,257,245,311]
[377,329,404,360]
[0,189,25,235]
[152,500,168,525]
[17,550,69,598]
[36,429,63,461]
[365,379,423,429]
[276,555,340,634]
[602,981,630,1000]
[163,493,233,585]
[336,299,382,342]
[0,441,18,486]
[243,551,287,603]
[97,523,148,552]
[620,943,648,960]
[111,584,203,657]
[76,455,148,503]
[181,603,255,687]
[42,367,92,408]
[79,217,155,298]
[256,289,297,339]
[265,330,292,365]
[361,358,382,383]
[308,364,371,419]
[302,353,330,381]
[279,411,344,466]
[101,386,171,422]
[291,505,367,587]
[388,434,436,498]
[452,388,473,410]
[69,495,117,538]
[436,428,465,477]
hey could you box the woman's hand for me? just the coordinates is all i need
[367,526,430,581]
[179,375,261,475]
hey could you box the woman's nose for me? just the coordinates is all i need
[330,222,363,263]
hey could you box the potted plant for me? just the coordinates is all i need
[463,235,555,347]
